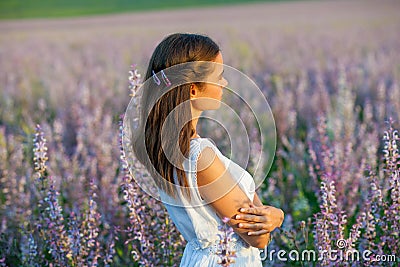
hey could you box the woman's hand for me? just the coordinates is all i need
[235,205,284,236]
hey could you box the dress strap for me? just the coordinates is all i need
[188,138,218,192]
[189,138,216,161]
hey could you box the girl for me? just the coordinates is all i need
[131,33,284,266]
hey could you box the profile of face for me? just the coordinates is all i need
[190,52,228,111]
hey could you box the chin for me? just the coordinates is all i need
[208,102,222,110]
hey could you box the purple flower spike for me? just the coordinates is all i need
[128,64,142,96]
[216,217,236,266]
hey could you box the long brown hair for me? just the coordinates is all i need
[133,33,220,199]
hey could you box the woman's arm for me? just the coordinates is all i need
[196,147,270,248]
[253,193,264,207]
[236,193,284,236]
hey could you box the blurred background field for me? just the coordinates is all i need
[1,0,400,266]
[0,0,291,19]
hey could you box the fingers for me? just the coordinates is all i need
[278,209,285,226]
[247,229,269,236]
[237,222,274,231]
[239,207,266,216]
[239,206,284,223]
[238,222,267,231]
[235,213,267,223]
[237,222,272,235]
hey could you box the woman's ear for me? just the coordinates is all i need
[190,84,197,99]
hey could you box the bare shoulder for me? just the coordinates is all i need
[197,147,219,176]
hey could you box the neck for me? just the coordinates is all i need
[191,107,203,138]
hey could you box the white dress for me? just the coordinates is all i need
[159,137,263,267]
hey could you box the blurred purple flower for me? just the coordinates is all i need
[216,217,236,266]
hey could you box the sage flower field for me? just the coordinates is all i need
[0,0,399,266]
